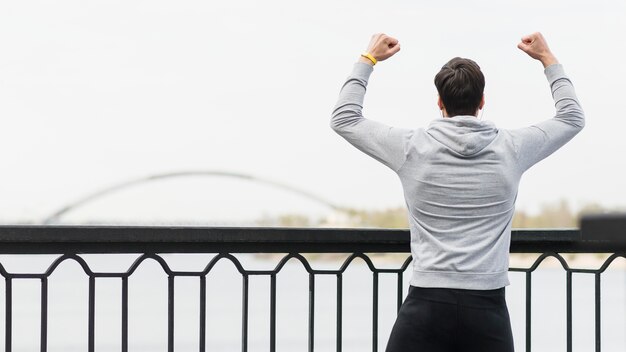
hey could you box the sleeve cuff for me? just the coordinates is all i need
[544,63,566,84]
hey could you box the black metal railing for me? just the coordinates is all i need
[0,217,625,352]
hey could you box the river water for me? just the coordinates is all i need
[1,254,625,352]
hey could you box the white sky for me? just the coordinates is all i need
[1,0,625,224]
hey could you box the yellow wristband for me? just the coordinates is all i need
[361,52,377,65]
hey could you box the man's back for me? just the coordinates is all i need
[398,116,519,289]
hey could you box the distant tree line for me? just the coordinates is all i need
[255,200,624,228]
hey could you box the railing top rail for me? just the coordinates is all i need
[0,222,623,254]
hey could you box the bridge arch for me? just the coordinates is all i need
[43,170,342,224]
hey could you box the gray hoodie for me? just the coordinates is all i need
[331,62,584,289]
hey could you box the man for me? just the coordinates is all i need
[330,32,584,352]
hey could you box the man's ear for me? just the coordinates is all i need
[437,96,444,110]
[479,94,485,110]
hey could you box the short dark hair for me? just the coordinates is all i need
[434,57,485,117]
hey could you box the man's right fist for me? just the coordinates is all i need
[517,32,558,68]
[365,33,401,62]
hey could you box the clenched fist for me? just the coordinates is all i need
[517,32,559,68]
[364,33,401,63]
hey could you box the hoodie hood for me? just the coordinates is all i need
[426,115,498,156]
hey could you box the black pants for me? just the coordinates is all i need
[385,285,514,352]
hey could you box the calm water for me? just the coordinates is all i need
[0,254,625,352]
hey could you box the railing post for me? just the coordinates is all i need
[595,273,601,352]
[199,276,206,352]
[526,272,532,352]
[396,273,402,313]
[5,277,12,352]
[242,274,249,352]
[40,278,48,352]
[121,277,128,352]
[88,277,95,352]
[308,273,315,352]
[168,275,175,352]
[372,272,379,352]
[270,274,277,352]
[336,274,343,352]
[566,271,572,352]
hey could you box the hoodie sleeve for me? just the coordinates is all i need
[511,64,585,171]
[330,62,414,172]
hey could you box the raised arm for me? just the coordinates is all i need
[512,32,585,171]
[330,33,414,172]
